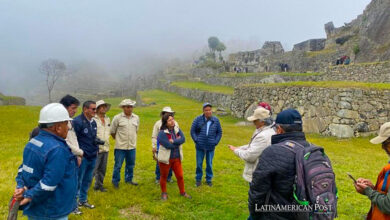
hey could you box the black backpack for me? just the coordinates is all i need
[281,140,337,220]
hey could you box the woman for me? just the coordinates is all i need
[157,114,191,200]
[355,122,390,219]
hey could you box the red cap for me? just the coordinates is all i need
[258,102,272,112]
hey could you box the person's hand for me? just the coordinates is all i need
[152,148,157,153]
[362,179,375,189]
[228,145,236,151]
[13,187,26,201]
[169,139,174,143]
[77,156,82,167]
[355,182,369,195]
[20,197,32,205]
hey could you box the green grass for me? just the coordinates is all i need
[329,60,390,68]
[243,81,390,90]
[0,90,385,219]
[216,72,322,78]
[170,81,234,95]
[304,48,336,57]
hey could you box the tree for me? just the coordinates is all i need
[208,37,220,53]
[39,59,66,102]
[215,42,226,61]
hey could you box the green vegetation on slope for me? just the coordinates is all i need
[216,72,322,78]
[171,81,234,95]
[244,81,390,90]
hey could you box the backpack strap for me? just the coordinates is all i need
[382,170,390,192]
[279,140,305,154]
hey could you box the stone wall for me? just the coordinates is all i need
[322,61,390,82]
[231,86,390,137]
[293,39,326,52]
[204,74,321,87]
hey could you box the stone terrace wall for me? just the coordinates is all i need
[231,86,390,137]
[322,62,390,82]
[204,74,322,87]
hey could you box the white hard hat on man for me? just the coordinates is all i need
[39,103,73,124]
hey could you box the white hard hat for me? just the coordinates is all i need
[38,103,73,124]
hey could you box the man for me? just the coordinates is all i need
[111,99,140,188]
[29,95,83,166]
[228,107,275,183]
[249,109,309,220]
[355,122,390,219]
[93,100,111,192]
[190,102,222,187]
[152,106,178,184]
[13,103,77,220]
[73,101,98,209]
[60,95,84,167]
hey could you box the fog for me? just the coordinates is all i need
[0,0,371,99]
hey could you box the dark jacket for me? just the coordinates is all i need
[73,113,98,160]
[190,115,222,151]
[157,129,185,159]
[248,132,310,220]
[15,130,78,218]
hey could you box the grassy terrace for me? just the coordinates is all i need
[304,48,336,57]
[243,81,390,90]
[215,72,322,78]
[0,90,386,219]
[170,81,234,95]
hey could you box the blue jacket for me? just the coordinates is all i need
[73,113,98,160]
[15,130,78,218]
[157,129,185,159]
[190,115,222,151]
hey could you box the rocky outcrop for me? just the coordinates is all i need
[293,39,326,52]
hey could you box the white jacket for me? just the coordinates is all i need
[234,125,276,182]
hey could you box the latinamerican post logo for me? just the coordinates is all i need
[255,204,333,214]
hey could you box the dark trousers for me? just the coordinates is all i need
[78,157,96,202]
[195,149,214,182]
[94,152,108,189]
[112,149,136,184]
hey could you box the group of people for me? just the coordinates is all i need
[9,93,390,220]
[336,55,351,65]
[10,95,223,219]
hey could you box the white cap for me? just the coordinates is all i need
[370,122,390,144]
[96,100,111,111]
[119,99,136,107]
[247,107,271,122]
[38,103,73,124]
[162,106,174,113]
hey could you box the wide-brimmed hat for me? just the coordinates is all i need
[119,99,136,107]
[96,100,111,111]
[247,107,271,122]
[370,122,390,144]
[161,106,175,113]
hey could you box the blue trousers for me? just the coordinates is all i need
[195,149,214,182]
[78,157,96,202]
[155,161,173,181]
[112,149,136,184]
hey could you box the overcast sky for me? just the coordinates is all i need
[0,0,371,96]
